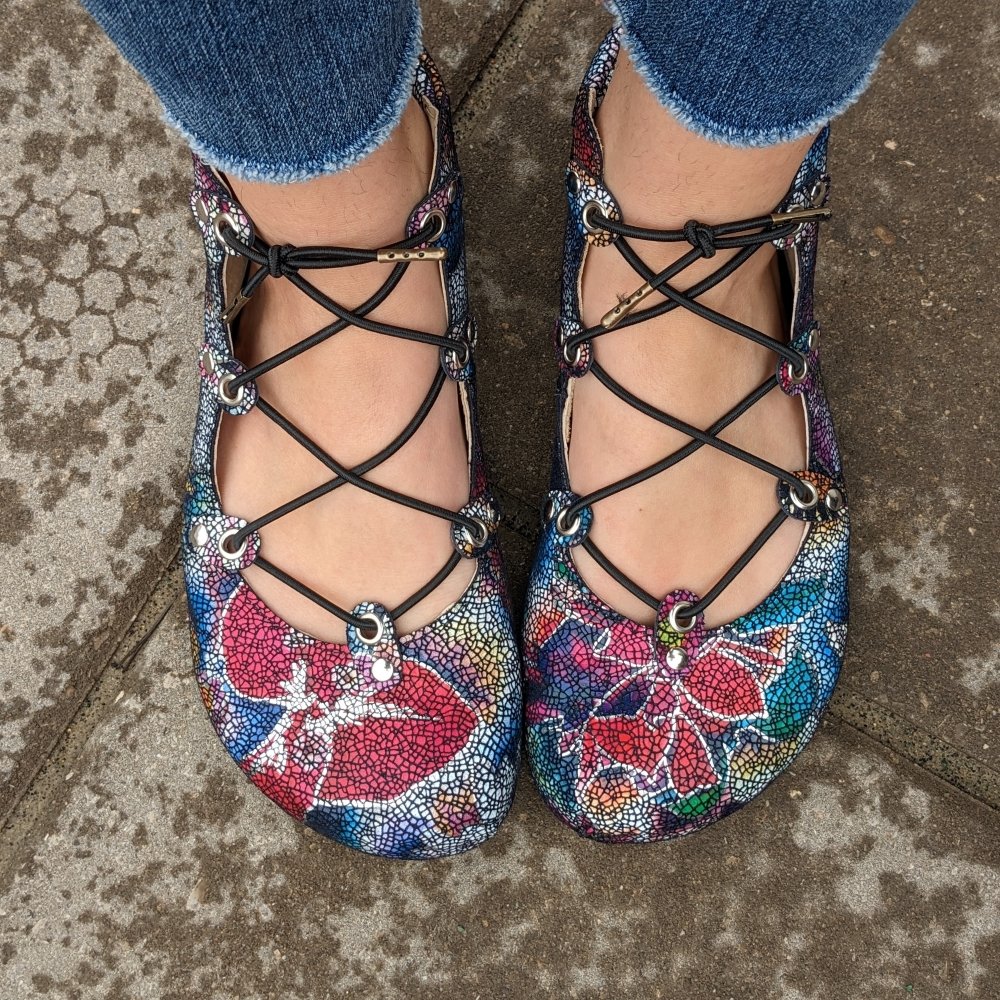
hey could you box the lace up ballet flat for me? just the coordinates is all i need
[523,29,849,842]
[184,54,520,859]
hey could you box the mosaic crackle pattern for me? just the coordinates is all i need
[524,29,850,843]
[183,54,521,859]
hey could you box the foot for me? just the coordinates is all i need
[568,53,816,628]
[217,98,473,643]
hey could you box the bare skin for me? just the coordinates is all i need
[218,98,473,643]
[569,52,817,627]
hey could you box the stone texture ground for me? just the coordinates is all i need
[1,0,997,997]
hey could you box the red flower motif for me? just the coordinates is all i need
[221,585,478,818]
[579,629,779,797]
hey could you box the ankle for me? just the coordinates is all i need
[229,97,434,247]
[596,53,816,228]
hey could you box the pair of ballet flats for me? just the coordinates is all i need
[183,29,848,859]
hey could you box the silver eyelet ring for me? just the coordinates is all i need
[668,601,697,634]
[212,211,237,247]
[790,478,820,511]
[450,339,471,368]
[555,507,581,537]
[785,355,810,385]
[422,209,447,241]
[807,327,820,352]
[809,177,829,208]
[562,340,584,366]
[217,372,245,407]
[218,527,247,560]
[825,487,845,512]
[357,612,385,646]
[461,516,490,550]
[581,200,605,234]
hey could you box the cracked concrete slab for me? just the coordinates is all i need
[0,0,522,820]
[2,604,998,1000]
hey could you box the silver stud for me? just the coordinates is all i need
[665,647,688,670]
[371,658,394,682]
[199,347,216,374]
[825,487,845,512]
[188,522,209,549]
[807,327,820,352]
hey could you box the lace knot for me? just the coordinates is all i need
[683,220,716,258]
[267,244,284,278]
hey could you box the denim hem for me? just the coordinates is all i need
[614,13,882,148]
[161,10,425,183]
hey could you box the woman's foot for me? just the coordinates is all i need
[217,97,473,643]
[569,52,816,627]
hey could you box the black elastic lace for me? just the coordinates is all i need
[213,213,479,632]
[564,202,829,627]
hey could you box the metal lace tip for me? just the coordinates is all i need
[376,247,447,263]
[220,293,251,325]
[601,281,656,329]
[769,206,832,226]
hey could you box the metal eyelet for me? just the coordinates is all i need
[461,516,490,550]
[807,327,820,352]
[555,508,581,537]
[217,372,245,407]
[212,211,237,247]
[825,487,845,512]
[809,177,829,208]
[422,209,447,241]
[218,527,247,560]
[562,340,584,366]
[790,479,820,511]
[450,339,471,367]
[581,201,605,234]
[357,612,385,646]
[668,601,697,634]
[785,355,810,385]
[566,171,581,195]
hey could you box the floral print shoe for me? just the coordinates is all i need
[183,53,521,859]
[524,29,849,843]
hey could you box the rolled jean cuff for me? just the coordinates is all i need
[608,0,915,148]
[81,0,424,183]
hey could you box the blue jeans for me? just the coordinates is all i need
[81,0,915,181]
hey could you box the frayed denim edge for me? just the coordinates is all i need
[610,11,882,148]
[160,8,424,182]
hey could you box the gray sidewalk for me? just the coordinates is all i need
[1,1,998,997]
